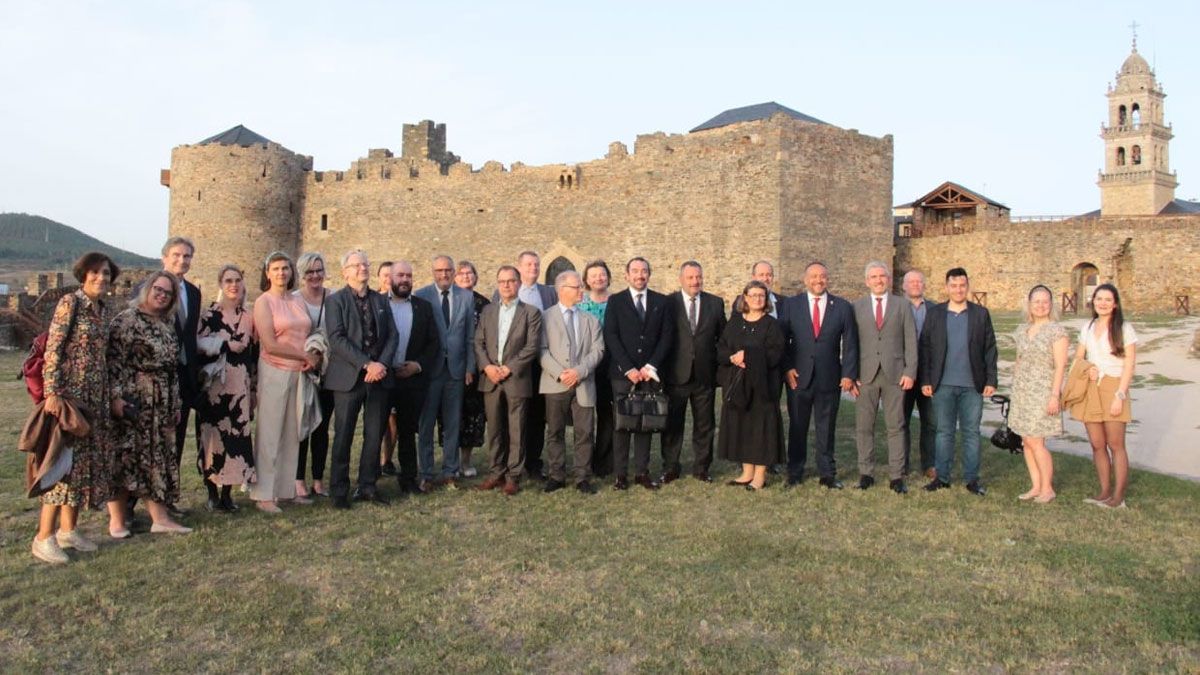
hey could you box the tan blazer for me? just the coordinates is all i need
[539,304,605,406]
[473,300,542,397]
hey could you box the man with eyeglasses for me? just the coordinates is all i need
[414,255,476,491]
[324,249,397,508]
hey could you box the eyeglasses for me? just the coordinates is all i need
[151,286,176,298]
[497,278,519,285]
[304,268,325,276]
[562,285,582,290]
[745,293,767,300]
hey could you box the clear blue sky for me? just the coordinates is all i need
[2,1,1196,257]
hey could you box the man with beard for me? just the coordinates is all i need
[384,260,440,494]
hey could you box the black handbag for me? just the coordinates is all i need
[989,394,1024,454]
[614,381,669,433]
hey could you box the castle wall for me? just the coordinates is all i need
[167,143,310,295]
[778,122,893,296]
[895,214,1200,313]
[297,119,820,301]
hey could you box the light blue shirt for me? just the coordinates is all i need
[388,293,414,367]
[910,298,927,338]
[496,299,519,365]
[518,284,544,311]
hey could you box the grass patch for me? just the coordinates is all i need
[1132,373,1194,390]
[0,352,1197,671]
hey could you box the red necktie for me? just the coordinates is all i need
[812,297,821,339]
[875,297,884,330]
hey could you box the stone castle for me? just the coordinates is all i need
[165,42,1199,314]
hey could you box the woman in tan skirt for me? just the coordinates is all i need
[1071,284,1136,509]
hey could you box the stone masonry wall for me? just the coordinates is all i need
[895,214,1200,314]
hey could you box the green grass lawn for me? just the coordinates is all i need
[0,351,1197,672]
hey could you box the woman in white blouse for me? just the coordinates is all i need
[1071,284,1136,509]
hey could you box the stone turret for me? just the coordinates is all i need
[163,125,311,295]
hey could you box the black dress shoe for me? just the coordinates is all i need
[693,473,713,483]
[819,477,844,490]
[634,474,661,490]
[965,480,987,496]
[785,476,803,488]
[380,462,397,476]
[889,479,908,494]
[332,496,352,510]
[613,475,629,491]
[857,475,875,490]
[576,480,598,495]
[659,470,680,485]
[923,479,950,492]
[543,479,566,493]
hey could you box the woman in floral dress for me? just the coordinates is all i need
[31,253,119,564]
[108,271,190,535]
[1008,285,1068,504]
[196,265,257,512]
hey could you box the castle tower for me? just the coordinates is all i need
[401,120,460,173]
[1098,37,1178,216]
[162,125,311,295]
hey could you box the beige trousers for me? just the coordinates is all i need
[252,360,300,501]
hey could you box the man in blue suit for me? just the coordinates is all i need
[781,261,859,488]
[414,254,477,491]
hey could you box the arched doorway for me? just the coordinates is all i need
[544,256,575,286]
[1072,263,1100,310]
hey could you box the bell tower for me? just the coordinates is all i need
[1098,27,1178,216]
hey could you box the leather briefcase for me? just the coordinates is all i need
[614,382,669,433]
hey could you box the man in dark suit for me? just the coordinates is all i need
[661,260,726,483]
[603,257,675,490]
[901,269,936,479]
[852,261,917,494]
[384,260,441,494]
[474,265,543,495]
[325,249,398,509]
[781,261,859,489]
[162,237,200,515]
[919,267,997,496]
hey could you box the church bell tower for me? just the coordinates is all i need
[1098,29,1178,216]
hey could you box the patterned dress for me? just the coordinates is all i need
[40,290,114,508]
[196,303,257,487]
[458,290,490,449]
[1008,321,1067,438]
[107,308,182,504]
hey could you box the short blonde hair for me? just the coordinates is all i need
[1022,284,1059,323]
[131,270,181,316]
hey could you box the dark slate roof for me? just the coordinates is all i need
[1160,198,1200,215]
[197,124,275,147]
[690,102,828,133]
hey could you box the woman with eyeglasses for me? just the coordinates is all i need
[252,251,319,513]
[294,252,333,498]
[716,280,785,490]
[196,264,257,513]
[577,260,614,477]
[453,260,490,476]
[107,270,191,534]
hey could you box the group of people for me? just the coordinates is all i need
[23,240,1137,565]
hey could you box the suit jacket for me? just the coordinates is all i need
[604,287,675,381]
[389,294,441,384]
[665,291,726,387]
[539,303,605,405]
[415,283,477,379]
[780,293,859,392]
[474,300,542,397]
[492,283,557,311]
[323,286,398,393]
[918,301,998,393]
[853,293,917,384]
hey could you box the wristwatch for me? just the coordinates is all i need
[1115,390,1127,401]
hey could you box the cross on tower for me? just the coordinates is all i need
[1129,20,1140,50]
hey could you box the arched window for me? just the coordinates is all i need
[1131,145,1142,165]
[1118,105,1127,126]
[1131,103,1141,126]
[1116,147,1126,166]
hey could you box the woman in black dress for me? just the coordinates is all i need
[717,281,785,490]
[453,260,490,476]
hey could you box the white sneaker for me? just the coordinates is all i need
[32,535,69,564]
[462,466,478,478]
[150,522,193,534]
[56,529,98,552]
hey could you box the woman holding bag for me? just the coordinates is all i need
[294,252,333,498]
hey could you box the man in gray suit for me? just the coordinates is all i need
[325,249,398,509]
[474,266,543,495]
[539,270,605,495]
[414,254,476,491]
[852,260,918,493]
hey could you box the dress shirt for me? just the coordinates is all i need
[807,292,828,324]
[518,283,544,310]
[388,293,414,367]
[495,299,519,366]
[682,291,701,329]
[910,298,927,338]
[871,293,889,325]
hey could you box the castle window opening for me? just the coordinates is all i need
[1131,145,1141,165]
[1116,147,1126,166]
[1118,105,1127,126]
[197,190,201,201]
[320,214,328,231]
[1131,103,1141,126]
[261,163,268,178]
[567,174,573,188]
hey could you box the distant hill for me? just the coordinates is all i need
[0,213,158,273]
